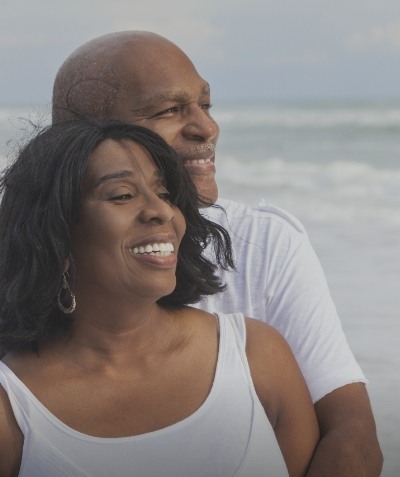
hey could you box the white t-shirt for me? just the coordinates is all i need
[199,198,366,403]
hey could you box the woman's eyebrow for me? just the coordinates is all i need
[91,168,164,188]
[91,170,133,188]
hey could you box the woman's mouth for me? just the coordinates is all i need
[129,242,175,257]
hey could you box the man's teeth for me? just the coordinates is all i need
[185,157,212,166]
[130,242,174,256]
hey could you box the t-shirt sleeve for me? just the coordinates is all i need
[264,220,367,403]
[200,200,367,404]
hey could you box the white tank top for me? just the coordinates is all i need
[0,312,288,476]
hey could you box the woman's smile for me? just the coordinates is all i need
[127,234,178,268]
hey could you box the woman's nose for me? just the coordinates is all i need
[139,194,175,224]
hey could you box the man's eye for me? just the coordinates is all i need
[201,103,213,110]
[155,106,180,116]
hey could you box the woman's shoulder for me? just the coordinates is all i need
[173,306,218,326]
[244,318,296,383]
[168,307,220,348]
[244,318,303,422]
[187,307,219,332]
[245,317,305,386]
[0,363,24,477]
[2,350,41,382]
[245,317,290,356]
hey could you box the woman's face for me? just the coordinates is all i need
[70,138,186,306]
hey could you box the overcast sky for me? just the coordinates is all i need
[1,0,399,105]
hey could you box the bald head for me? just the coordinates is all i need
[52,31,192,123]
[52,31,220,203]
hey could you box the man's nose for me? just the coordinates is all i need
[181,105,219,142]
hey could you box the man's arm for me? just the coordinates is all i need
[257,212,383,475]
[306,383,383,477]
[202,202,383,475]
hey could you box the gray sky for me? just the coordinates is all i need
[1,0,399,104]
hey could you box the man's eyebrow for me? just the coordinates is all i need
[131,83,211,115]
[130,91,187,115]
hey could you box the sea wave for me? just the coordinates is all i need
[217,155,400,225]
[214,103,400,130]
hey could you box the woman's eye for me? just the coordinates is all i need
[109,193,133,201]
[158,192,173,203]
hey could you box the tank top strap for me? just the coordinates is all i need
[214,311,247,348]
[213,312,251,383]
[0,361,29,435]
[227,312,247,345]
[213,313,288,476]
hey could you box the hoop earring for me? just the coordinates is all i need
[57,273,76,314]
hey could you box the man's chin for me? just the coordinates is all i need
[197,190,218,208]
[194,180,218,207]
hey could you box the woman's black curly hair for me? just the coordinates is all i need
[0,118,233,355]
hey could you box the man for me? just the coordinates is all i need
[52,31,383,475]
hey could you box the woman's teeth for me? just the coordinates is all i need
[130,242,174,257]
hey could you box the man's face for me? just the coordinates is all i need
[111,44,220,204]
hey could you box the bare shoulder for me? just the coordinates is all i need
[245,317,295,370]
[244,317,311,422]
[172,306,219,334]
[244,318,319,476]
[0,376,23,477]
[245,316,285,343]
[245,318,296,387]
[180,306,217,322]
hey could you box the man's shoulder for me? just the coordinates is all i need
[207,197,307,238]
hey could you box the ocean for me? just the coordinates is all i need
[1,100,399,475]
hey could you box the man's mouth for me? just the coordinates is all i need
[179,146,216,175]
[177,144,216,164]
[184,157,213,166]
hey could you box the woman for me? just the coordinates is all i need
[0,119,318,477]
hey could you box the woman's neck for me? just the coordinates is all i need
[52,303,184,372]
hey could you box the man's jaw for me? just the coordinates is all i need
[174,144,218,203]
